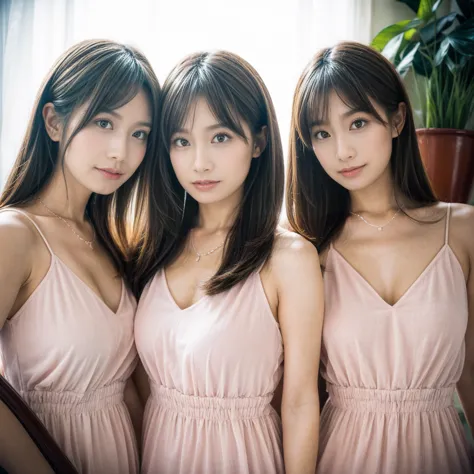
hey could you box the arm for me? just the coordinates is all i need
[0,214,54,473]
[456,208,474,433]
[274,233,324,474]
[0,397,54,474]
[0,212,34,330]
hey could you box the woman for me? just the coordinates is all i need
[131,51,324,474]
[287,41,474,474]
[0,39,161,473]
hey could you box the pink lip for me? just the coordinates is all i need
[339,165,365,178]
[96,168,124,180]
[192,180,220,191]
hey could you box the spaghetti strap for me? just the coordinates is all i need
[0,207,54,255]
[445,203,451,245]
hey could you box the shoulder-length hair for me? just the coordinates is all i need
[130,50,284,296]
[0,39,161,277]
[286,41,437,253]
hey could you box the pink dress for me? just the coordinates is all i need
[135,269,284,474]
[0,209,139,474]
[318,204,473,473]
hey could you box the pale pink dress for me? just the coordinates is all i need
[318,204,473,474]
[135,269,284,474]
[0,209,139,474]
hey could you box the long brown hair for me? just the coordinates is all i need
[286,41,437,253]
[130,51,284,296]
[0,39,161,276]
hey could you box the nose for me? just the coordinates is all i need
[335,135,356,162]
[107,133,128,162]
[192,144,212,173]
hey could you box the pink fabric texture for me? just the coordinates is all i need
[318,204,473,474]
[135,269,284,474]
[0,209,139,474]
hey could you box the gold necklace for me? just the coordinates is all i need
[190,232,224,262]
[37,198,96,249]
[350,208,401,231]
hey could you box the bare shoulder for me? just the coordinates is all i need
[273,227,319,259]
[0,210,39,246]
[0,210,39,266]
[448,202,474,251]
[269,227,321,280]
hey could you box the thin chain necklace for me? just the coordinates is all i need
[190,232,224,262]
[350,208,401,231]
[37,198,96,249]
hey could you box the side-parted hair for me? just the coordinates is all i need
[286,41,437,253]
[130,50,284,296]
[0,39,161,276]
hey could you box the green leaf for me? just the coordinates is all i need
[419,13,458,43]
[413,47,434,76]
[371,18,423,51]
[445,17,474,55]
[382,34,406,62]
[404,28,420,40]
[398,0,421,13]
[418,0,438,20]
[397,43,421,76]
[435,37,451,64]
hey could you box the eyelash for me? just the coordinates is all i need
[313,118,368,140]
[171,132,232,147]
[94,119,148,141]
[212,133,231,143]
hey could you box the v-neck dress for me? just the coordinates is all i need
[135,269,284,474]
[0,208,139,474]
[318,204,473,473]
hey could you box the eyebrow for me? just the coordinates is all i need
[310,108,367,127]
[173,123,229,134]
[101,109,152,128]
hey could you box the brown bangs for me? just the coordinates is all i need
[297,59,387,148]
[161,60,258,153]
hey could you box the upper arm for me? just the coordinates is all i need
[0,398,54,474]
[273,232,324,406]
[0,213,35,329]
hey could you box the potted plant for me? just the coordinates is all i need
[371,0,474,203]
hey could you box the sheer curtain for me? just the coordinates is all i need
[0,0,373,186]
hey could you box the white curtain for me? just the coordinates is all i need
[0,0,374,186]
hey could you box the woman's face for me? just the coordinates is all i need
[46,89,152,195]
[169,97,263,207]
[310,91,402,193]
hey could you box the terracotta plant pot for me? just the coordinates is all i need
[416,128,474,203]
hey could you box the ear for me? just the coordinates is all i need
[252,125,268,158]
[42,103,63,142]
[391,102,406,138]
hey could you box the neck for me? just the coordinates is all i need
[350,168,400,215]
[38,167,92,222]
[196,190,242,234]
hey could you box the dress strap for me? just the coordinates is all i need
[444,203,451,245]
[0,207,54,256]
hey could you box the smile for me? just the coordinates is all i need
[192,180,220,191]
[338,165,366,178]
[95,168,124,180]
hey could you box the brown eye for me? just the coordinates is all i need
[314,130,330,140]
[351,119,367,130]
